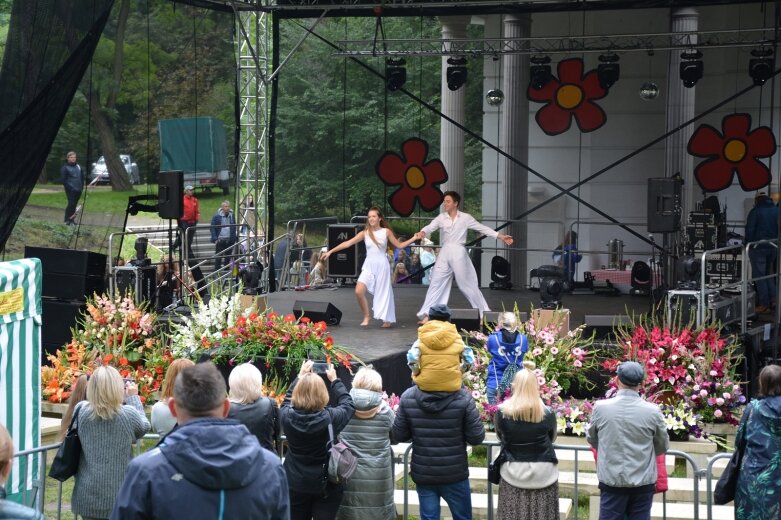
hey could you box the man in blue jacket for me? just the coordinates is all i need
[210,200,237,273]
[110,362,290,520]
[745,192,779,313]
[59,151,82,226]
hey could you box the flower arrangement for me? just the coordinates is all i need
[169,292,244,358]
[189,308,356,382]
[659,402,700,438]
[41,294,170,404]
[552,398,593,436]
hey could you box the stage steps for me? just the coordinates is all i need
[126,224,215,274]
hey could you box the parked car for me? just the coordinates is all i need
[90,154,141,185]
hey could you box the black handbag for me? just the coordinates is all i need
[714,404,753,505]
[487,449,507,485]
[49,406,82,482]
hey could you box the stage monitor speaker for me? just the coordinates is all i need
[647,177,682,233]
[583,314,632,340]
[450,308,480,332]
[293,300,342,326]
[327,224,364,278]
[158,170,184,219]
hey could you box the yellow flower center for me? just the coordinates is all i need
[556,84,583,109]
[405,166,425,189]
[723,139,747,163]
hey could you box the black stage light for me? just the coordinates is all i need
[489,255,512,290]
[446,57,468,91]
[385,58,407,91]
[534,265,565,309]
[676,255,700,288]
[597,53,620,90]
[679,50,703,88]
[529,55,552,91]
[749,48,774,86]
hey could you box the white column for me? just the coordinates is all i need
[502,14,531,286]
[439,15,470,197]
[665,7,698,218]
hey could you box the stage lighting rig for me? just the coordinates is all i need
[385,58,407,91]
[676,255,701,289]
[749,47,774,86]
[532,265,565,310]
[679,50,703,88]
[529,56,552,91]
[597,53,620,90]
[446,57,468,91]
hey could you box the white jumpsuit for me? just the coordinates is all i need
[417,211,499,319]
[357,227,396,323]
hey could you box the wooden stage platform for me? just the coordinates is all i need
[266,285,653,395]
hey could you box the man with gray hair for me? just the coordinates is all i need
[111,362,289,520]
[210,200,237,272]
[586,361,669,520]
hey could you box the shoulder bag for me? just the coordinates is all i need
[714,402,754,504]
[49,405,82,482]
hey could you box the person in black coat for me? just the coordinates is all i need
[392,383,485,520]
[227,363,280,453]
[281,360,355,520]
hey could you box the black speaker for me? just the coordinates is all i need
[42,299,86,360]
[647,177,682,233]
[41,272,105,301]
[327,224,364,278]
[25,247,107,301]
[450,308,480,332]
[582,314,632,340]
[114,266,157,305]
[158,170,184,219]
[293,300,342,326]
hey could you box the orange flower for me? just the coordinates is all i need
[249,313,258,321]
[300,316,311,324]
[325,354,332,364]
[315,321,327,332]
[284,314,295,323]
[103,354,114,364]
[119,357,129,366]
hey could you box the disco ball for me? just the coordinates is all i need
[486,89,504,106]
[639,82,659,100]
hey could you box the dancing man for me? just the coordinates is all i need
[323,207,420,328]
[416,191,513,324]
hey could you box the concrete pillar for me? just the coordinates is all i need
[439,15,470,197]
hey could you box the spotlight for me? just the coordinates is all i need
[532,265,565,309]
[130,237,151,267]
[529,56,552,91]
[749,47,774,86]
[446,57,468,91]
[485,89,504,106]
[385,58,406,91]
[639,82,659,100]
[597,53,620,90]
[679,50,703,88]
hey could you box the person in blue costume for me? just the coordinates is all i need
[553,231,583,285]
[486,312,527,404]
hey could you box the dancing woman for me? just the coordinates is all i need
[323,207,420,327]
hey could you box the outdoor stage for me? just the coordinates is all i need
[266,285,652,395]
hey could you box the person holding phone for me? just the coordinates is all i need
[280,360,355,520]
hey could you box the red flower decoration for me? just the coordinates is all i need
[688,113,776,192]
[527,58,608,136]
[375,138,448,217]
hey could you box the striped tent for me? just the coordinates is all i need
[0,258,41,501]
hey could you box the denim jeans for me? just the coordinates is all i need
[599,489,654,520]
[486,386,498,405]
[416,478,472,520]
[749,247,778,307]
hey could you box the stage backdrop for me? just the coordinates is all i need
[0,259,42,502]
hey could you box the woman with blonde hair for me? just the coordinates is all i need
[494,360,559,520]
[1,424,45,519]
[323,207,420,327]
[337,367,396,520]
[281,360,355,520]
[59,374,88,441]
[151,358,195,435]
[71,365,149,520]
[227,363,280,452]
[392,262,411,284]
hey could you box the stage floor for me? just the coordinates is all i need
[266,285,652,393]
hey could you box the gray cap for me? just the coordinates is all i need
[185,185,194,191]
[428,304,451,321]
[617,361,645,386]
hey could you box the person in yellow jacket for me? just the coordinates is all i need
[407,304,474,392]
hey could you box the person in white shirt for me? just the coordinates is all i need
[416,191,513,324]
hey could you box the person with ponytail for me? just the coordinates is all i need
[494,360,559,520]
[323,207,421,328]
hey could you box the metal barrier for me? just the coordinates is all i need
[13,433,730,520]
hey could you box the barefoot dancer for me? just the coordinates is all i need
[323,207,420,328]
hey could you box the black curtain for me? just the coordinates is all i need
[0,0,115,251]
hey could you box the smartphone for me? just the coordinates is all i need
[312,362,329,374]
[123,378,135,387]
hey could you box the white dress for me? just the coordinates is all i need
[357,227,395,323]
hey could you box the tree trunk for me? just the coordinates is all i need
[90,92,133,191]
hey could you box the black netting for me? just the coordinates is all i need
[0,0,114,251]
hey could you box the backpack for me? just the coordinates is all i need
[327,422,358,484]
[497,362,520,399]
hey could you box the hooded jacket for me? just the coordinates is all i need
[337,388,396,520]
[110,418,289,520]
[745,196,779,247]
[280,377,355,495]
[392,386,485,486]
[735,396,781,517]
[412,320,465,392]
[486,329,527,392]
